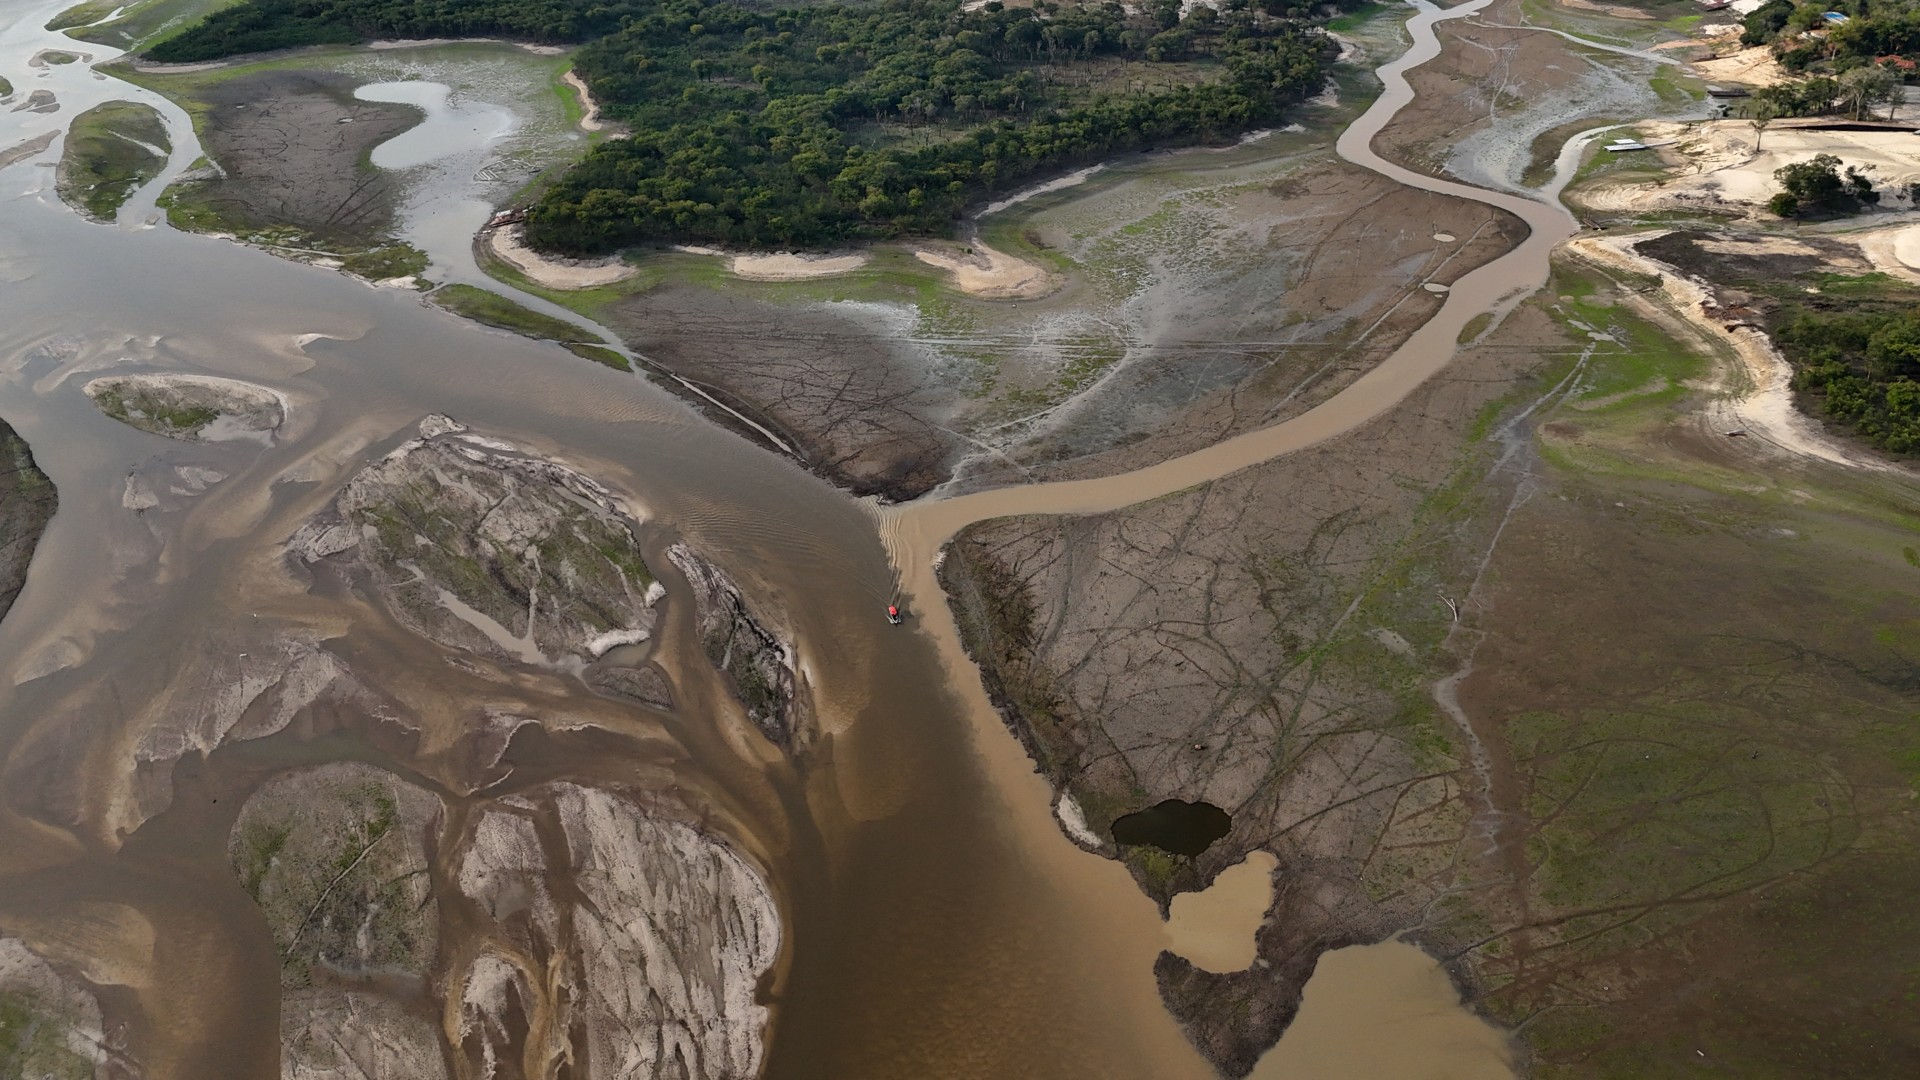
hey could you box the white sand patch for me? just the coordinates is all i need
[127,59,229,73]
[727,251,868,280]
[1053,794,1104,849]
[366,37,494,49]
[1370,627,1415,658]
[486,223,635,289]
[1579,120,1920,215]
[564,71,615,134]
[914,241,1058,299]
[1850,220,1920,285]
[1690,44,1791,88]
[1694,235,1825,257]
[584,626,651,656]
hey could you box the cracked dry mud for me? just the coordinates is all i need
[943,296,1558,1074]
[290,416,663,667]
[591,158,1524,502]
[234,768,778,1080]
[164,69,419,242]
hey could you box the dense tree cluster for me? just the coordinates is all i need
[1738,0,1920,90]
[1767,152,1878,215]
[535,0,1329,249]
[149,0,1339,251]
[146,0,628,59]
[1778,306,1920,452]
[1737,67,1898,119]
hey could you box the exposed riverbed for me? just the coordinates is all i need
[0,0,1592,1075]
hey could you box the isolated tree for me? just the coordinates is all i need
[1750,104,1777,153]
[1841,64,1898,120]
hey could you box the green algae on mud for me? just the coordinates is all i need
[1430,260,1920,1076]
[44,0,116,32]
[56,100,170,221]
[563,342,630,371]
[430,283,606,346]
[67,0,238,51]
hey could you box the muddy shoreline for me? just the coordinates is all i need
[0,421,54,625]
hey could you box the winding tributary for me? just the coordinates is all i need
[0,0,1599,1074]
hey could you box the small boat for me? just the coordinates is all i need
[887,604,903,625]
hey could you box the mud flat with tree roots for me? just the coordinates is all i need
[136,66,429,276]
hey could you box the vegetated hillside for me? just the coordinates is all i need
[148,0,1342,251]
[1742,0,1920,87]
[1778,302,1920,453]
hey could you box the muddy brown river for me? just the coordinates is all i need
[0,0,1570,1075]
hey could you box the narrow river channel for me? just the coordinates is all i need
[0,0,1572,1074]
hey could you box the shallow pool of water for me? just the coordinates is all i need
[1110,798,1233,856]
[355,79,513,170]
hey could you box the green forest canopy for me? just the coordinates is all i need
[1778,303,1920,454]
[148,0,1345,252]
[1743,0,1920,76]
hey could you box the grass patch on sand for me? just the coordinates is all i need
[45,0,117,31]
[0,990,94,1080]
[91,385,218,438]
[430,284,604,345]
[70,0,240,50]
[56,101,171,221]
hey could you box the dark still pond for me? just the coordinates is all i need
[1109,799,1231,857]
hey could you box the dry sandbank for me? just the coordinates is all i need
[914,241,1058,299]
[487,223,636,289]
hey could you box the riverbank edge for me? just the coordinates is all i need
[0,420,57,627]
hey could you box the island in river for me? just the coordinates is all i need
[2,0,1920,1075]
